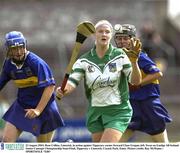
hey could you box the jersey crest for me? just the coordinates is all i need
[108,62,117,72]
[87,65,95,73]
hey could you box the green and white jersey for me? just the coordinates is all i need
[68,44,132,107]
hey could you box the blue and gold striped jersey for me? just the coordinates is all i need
[130,52,161,100]
[0,51,55,108]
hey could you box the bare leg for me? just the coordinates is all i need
[2,122,22,142]
[119,129,135,142]
[151,129,169,142]
[92,131,103,142]
[100,128,123,142]
[37,131,55,142]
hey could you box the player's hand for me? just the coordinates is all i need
[24,109,41,119]
[56,86,64,100]
[123,38,142,62]
[128,83,141,91]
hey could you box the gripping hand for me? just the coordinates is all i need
[56,86,64,100]
[123,38,142,62]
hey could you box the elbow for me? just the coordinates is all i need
[51,84,55,90]
[130,78,141,86]
[47,85,55,93]
[131,75,142,85]
[159,71,163,77]
[158,71,163,78]
[134,80,141,86]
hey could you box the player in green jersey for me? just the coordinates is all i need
[56,20,141,142]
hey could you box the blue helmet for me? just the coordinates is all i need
[5,31,26,49]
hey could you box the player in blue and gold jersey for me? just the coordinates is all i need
[114,24,172,142]
[0,31,64,142]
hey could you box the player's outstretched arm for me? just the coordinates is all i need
[56,83,75,100]
[25,85,55,118]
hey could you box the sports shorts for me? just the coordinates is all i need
[87,101,132,134]
[128,97,172,135]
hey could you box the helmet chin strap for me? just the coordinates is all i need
[12,51,26,66]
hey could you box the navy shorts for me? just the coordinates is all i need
[3,100,64,136]
[128,97,172,135]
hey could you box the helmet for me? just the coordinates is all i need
[5,31,26,49]
[114,24,136,37]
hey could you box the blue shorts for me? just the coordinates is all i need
[128,97,172,135]
[3,100,64,136]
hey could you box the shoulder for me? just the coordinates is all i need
[139,51,155,64]
[27,52,42,61]
[110,45,127,60]
[79,50,92,59]
[108,44,125,55]
[138,51,159,72]
[139,51,148,58]
[113,47,126,55]
[27,51,48,65]
[1,59,11,71]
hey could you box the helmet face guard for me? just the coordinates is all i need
[114,24,136,37]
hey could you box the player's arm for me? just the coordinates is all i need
[130,61,142,85]
[36,85,55,112]
[0,61,11,91]
[129,72,163,91]
[56,58,85,100]
[0,73,10,91]
[129,71,163,91]
[141,71,163,86]
[122,53,141,86]
[25,85,55,118]
[56,83,75,99]
[123,38,142,85]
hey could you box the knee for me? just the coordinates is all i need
[2,135,16,142]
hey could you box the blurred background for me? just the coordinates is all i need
[0,0,179,142]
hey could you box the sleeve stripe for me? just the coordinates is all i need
[68,77,79,86]
[123,64,131,69]
[73,68,85,74]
